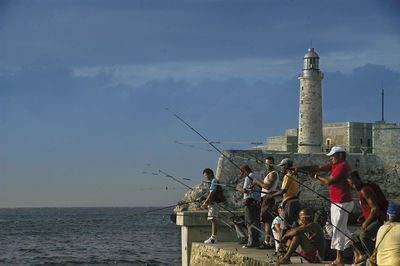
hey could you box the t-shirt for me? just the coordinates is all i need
[376,222,400,266]
[209,177,218,203]
[324,161,352,203]
[271,216,284,232]
[209,177,217,193]
[305,223,326,259]
[243,172,262,201]
[262,170,279,194]
[280,173,299,203]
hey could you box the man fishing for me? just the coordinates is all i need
[251,157,279,249]
[237,164,263,248]
[276,208,326,264]
[347,171,387,264]
[292,146,353,266]
[197,168,219,244]
[260,158,301,230]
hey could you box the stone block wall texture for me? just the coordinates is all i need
[190,243,272,266]
[298,76,323,153]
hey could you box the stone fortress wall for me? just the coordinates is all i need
[175,122,400,216]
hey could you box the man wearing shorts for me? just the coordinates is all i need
[264,158,301,230]
[198,168,219,244]
[252,156,279,249]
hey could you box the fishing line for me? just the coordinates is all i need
[165,108,247,176]
[146,163,198,190]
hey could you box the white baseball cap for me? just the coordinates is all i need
[326,146,346,156]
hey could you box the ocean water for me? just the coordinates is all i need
[0,207,181,266]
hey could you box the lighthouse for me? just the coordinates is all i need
[298,48,323,153]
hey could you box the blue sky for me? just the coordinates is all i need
[0,0,399,207]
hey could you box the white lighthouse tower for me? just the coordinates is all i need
[298,48,323,153]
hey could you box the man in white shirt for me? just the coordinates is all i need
[253,156,279,249]
[237,164,263,248]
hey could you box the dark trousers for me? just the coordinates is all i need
[244,199,260,246]
[351,219,382,257]
[281,199,301,229]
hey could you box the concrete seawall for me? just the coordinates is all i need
[190,242,324,266]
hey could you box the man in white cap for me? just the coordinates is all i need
[292,146,353,266]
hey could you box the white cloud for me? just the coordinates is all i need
[73,57,300,87]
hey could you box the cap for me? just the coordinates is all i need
[278,158,293,166]
[387,204,400,216]
[326,146,346,156]
[238,164,249,176]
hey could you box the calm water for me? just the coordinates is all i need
[0,207,181,265]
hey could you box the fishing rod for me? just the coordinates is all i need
[166,109,247,175]
[146,163,197,190]
[202,181,270,196]
[129,199,200,217]
[174,140,215,153]
[166,109,263,195]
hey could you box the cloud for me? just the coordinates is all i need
[72,57,299,87]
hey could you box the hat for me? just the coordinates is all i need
[326,146,346,156]
[238,164,249,176]
[278,158,293,166]
[387,204,400,216]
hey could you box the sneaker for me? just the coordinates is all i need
[242,244,257,248]
[204,236,217,244]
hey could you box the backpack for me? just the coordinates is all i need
[362,182,389,217]
[213,184,226,203]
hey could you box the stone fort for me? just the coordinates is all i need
[177,47,400,213]
[175,48,400,266]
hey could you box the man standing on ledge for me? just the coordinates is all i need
[237,164,262,248]
[292,146,353,266]
[257,158,300,230]
[253,156,279,249]
[197,168,219,244]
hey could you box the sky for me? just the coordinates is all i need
[0,0,399,208]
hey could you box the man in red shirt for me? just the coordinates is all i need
[347,171,386,264]
[293,146,353,266]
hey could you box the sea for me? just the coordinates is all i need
[0,207,181,266]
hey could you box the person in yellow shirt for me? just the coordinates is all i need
[375,203,400,266]
[262,158,301,230]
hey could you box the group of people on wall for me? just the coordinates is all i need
[197,146,400,266]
